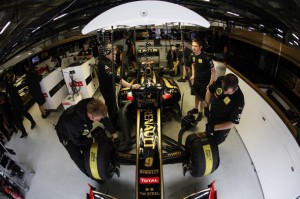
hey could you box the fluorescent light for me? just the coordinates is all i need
[53,13,68,21]
[293,40,299,45]
[276,28,283,33]
[289,42,293,45]
[226,11,239,17]
[71,26,79,30]
[259,24,264,27]
[0,21,11,34]
[248,27,254,30]
[32,26,40,33]
[277,34,283,38]
[292,33,299,40]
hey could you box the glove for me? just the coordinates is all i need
[91,126,106,138]
[204,106,210,118]
[205,120,215,134]
[112,137,121,148]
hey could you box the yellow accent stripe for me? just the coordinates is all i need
[141,76,144,84]
[135,109,141,199]
[203,144,213,176]
[157,108,164,199]
[90,143,101,179]
[162,77,178,89]
[153,71,156,84]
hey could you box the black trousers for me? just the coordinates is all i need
[100,89,118,128]
[12,108,34,135]
[57,134,87,175]
[0,114,10,140]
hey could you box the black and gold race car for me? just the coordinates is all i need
[117,61,182,140]
[83,61,219,199]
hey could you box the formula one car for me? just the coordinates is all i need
[118,61,182,140]
[82,61,219,199]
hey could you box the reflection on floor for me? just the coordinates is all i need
[4,62,264,199]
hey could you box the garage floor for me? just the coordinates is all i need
[3,62,264,199]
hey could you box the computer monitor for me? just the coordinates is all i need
[31,55,40,65]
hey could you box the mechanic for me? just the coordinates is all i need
[0,79,36,138]
[25,65,50,119]
[176,44,192,82]
[124,31,137,69]
[188,38,216,121]
[204,73,245,145]
[76,43,93,60]
[98,45,140,128]
[166,45,177,73]
[55,98,118,175]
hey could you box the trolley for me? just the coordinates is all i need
[0,142,35,193]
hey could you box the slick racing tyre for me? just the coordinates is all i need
[83,138,114,180]
[119,102,133,142]
[185,133,219,177]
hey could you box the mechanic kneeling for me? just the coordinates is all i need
[204,73,245,145]
[55,98,118,176]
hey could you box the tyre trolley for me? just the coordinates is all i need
[0,142,35,193]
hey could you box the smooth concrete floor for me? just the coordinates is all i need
[4,62,264,199]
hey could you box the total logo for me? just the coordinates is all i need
[139,177,159,184]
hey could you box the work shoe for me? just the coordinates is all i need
[177,78,186,82]
[42,110,50,119]
[20,133,28,138]
[31,121,36,129]
[196,112,203,121]
[187,108,198,115]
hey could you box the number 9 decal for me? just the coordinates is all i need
[144,157,154,167]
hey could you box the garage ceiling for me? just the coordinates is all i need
[0,0,300,66]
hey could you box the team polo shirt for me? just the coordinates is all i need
[189,52,214,82]
[208,76,245,124]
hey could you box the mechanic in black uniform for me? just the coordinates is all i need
[188,38,216,121]
[0,79,36,138]
[25,65,50,118]
[204,73,245,145]
[55,98,118,175]
[76,43,93,60]
[177,45,192,82]
[98,45,140,128]
[124,32,137,69]
[166,45,177,72]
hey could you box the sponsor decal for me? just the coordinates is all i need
[140,169,159,175]
[235,114,241,123]
[69,81,83,87]
[139,177,159,184]
[216,87,223,95]
[223,96,231,105]
[167,151,182,157]
[198,58,202,63]
[143,110,155,149]
[139,190,160,196]
[117,153,132,159]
